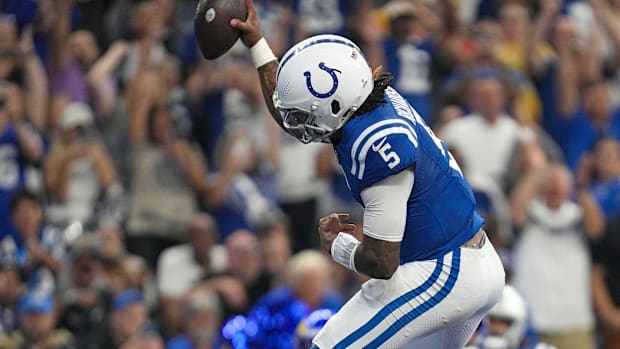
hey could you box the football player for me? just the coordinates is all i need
[476,286,557,349]
[229,0,505,347]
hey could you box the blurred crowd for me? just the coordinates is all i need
[0,0,619,348]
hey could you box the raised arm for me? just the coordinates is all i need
[87,41,129,116]
[50,0,75,73]
[509,143,547,228]
[19,26,48,131]
[230,0,283,128]
[527,0,560,77]
[553,18,581,118]
[590,0,620,71]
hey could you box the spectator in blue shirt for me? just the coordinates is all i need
[576,137,620,219]
[1,190,65,296]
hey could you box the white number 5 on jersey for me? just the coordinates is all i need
[372,137,401,169]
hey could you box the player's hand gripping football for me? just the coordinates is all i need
[318,213,357,256]
[230,0,262,48]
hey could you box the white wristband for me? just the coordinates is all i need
[331,232,360,272]
[250,37,277,68]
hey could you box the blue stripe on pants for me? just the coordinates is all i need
[363,248,461,348]
[334,254,447,348]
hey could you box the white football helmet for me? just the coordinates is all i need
[274,34,374,143]
[482,285,528,349]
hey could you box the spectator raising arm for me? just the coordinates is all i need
[50,0,75,74]
[7,85,44,163]
[127,69,163,143]
[44,144,85,202]
[577,187,605,239]
[510,143,547,228]
[87,41,129,116]
[590,0,620,72]
[25,236,62,274]
[166,140,207,194]
[528,0,560,77]
[87,143,117,190]
[553,18,580,118]
[19,26,48,131]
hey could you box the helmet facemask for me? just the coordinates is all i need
[274,92,359,144]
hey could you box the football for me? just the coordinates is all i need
[194,0,248,60]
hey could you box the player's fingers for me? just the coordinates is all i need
[230,18,248,29]
[337,213,350,221]
[341,223,357,232]
[246,0,257,18]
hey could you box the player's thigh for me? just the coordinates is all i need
[404,308,486,348]
[313,251,460,348]
[313,239,504,349]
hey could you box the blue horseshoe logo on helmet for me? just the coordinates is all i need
[304,62,341,99]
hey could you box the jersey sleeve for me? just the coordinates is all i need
[361,169,414,242]
[346,124,418,199]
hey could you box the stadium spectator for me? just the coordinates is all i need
[222,230,272,307]
[495,2,535,74]
[57,234,110,349]
[44,102,119,229]
[378,1,435,119]
[118,1,170,85]
[86,39,128,117]
[259,221,292,287]
[205,130,282,239]
[2,190,65,296]
[121,255,158,313]
[592,195,620,349]
[107,289,163,349]
[576,137,620,220]
[157,213,225,337]
[166,287,224,349]
[316,128,363,225]
[0,80,45,239]
[0,259,23,334]
[48,0,95,105]
[125,97,208,268]
[440,74,535,191]
[529,8,603,162]
[274,135,326,252]
[291,0,369,40]
[441,17,540,126]
[0,292,75,349]
[222,250,343,349]
[511,163,601,349]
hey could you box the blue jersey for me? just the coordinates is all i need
[333,87,483,262]
[292,0,351,36]
[0,125,28,238]
[383,38,434,121]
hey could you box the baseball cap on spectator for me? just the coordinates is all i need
[18,292,54,314]
[59,102,94,130]
[382,0,416,20]
[112,289,144,311]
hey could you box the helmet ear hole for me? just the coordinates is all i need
[331,100,341,115]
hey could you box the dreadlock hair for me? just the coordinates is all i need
[330,67,394,144]
[353,67,394,117]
